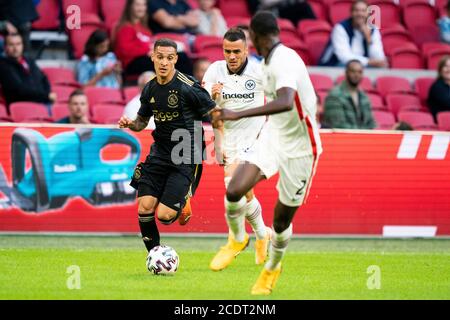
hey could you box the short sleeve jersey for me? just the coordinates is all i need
[202,59,266,133]
[148,0,192,34]
[262,44,322,158]
[138,71,216,163]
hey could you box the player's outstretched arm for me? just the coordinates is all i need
[118,114,150,132]
[215,87,296,121]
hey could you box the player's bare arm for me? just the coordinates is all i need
[214,87,296,121]
[118,114,150,132]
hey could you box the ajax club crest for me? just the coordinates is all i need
[168,90,179,108]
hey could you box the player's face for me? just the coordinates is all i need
[346,61,363,87]
[249,28,261,56]
[5,35,24,59]
[223,39,248,73]
[68,95,89,119]
[151,46,178,79]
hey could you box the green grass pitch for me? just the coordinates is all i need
[0,235,449,300]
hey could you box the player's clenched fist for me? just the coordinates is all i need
[211,82,224,100]
[118,116,133,128]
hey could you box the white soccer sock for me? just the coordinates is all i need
[225,196,247,242]
[265,224,293,271]
[245,197,267,240]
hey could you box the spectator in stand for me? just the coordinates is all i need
[427,55,450,120]
[319,0,387,68]
[0,33,56,105]
[248,0,316,27]
[195,0,228,36]
[123,71,155,128]
[77,29,122,89]
[192,57,210,83]
[114,0,153,79]
[57,89,91,124]
[148,0,199,35]
[0,0,38,52]
[438,1,450,44]
[323,60,376,129]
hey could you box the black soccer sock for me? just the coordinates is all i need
[138,213,160,252]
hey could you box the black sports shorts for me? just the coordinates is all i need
[130,155,202,211]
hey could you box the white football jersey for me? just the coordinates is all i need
[203,59,266,133]
[262,44,322,158]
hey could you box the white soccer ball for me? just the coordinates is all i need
[146,245,179,275]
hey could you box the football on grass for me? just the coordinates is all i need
[146,245,179,275]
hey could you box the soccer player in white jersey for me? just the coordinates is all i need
[203,28,271,271]
[213,11,322,295]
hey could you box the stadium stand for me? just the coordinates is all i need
[375,76,413,96]
[91,103,124,124]
[217,0,251,18]
[386,93,423,116]
[32,0,61,30]
[123,86,140,104]
[9,102,52,123]
[397,111,439,130]
[42,67,80,87]
[85,87,124,107]
[437,111,450,131]
[372,110,396,129]
[51,103,71,122]
[414,77,435,105]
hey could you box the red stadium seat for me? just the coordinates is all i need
[9,102,51,123]
[414,77,435,105]
[85,87,124,108]
[297,20,331,41]
[422,42,450,56]
[0,103,12,122]
[386,93,422,116]
[91,104,124,124]
[193,35,223,53]
[53,85,77,103]
[437,111,450,131]
[436,0,448,17]
[426,48,450,70]
[218,0,251,18]
[368,0,402,29]
[52,103,70,121]
[329,0,353,25]
[375,76,412,97]
[185,0,199,9]
[402,1,437,32]
[397,111,438,130]
[100,0,126,33]
[310,74,334,91]
[303,36,329,65]
[42,67,79,87]
[201,47,225,63]
[67,15,105,59]
[309,0,328,21]
[62,0,100,16]
[366,93,387,111]
[410,25,441,48]
[389,47,424,69]
[285,42,312,65]
[372,110,396,129]
[32,0,61,30]
[278,18,300,40]
[224,16,250,28]
[123,86,140,103]
[381,29,417,56]
[335,75,374,93]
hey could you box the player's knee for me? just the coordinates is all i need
[226,185,245,202]
[138,199,156,214]
[273,220,290,234]
[157,210,177,225]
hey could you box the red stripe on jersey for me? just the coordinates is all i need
[294,93,304,120]
[305,115,318,159]
[302,115,319,205]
